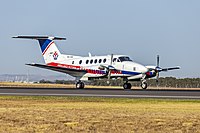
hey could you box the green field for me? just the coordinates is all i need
[0,96,200,132]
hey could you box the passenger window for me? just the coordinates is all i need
[90,59,93,64]
[94,59,97,64]
[103,58,106,63]
[133,67,136,71]
[86,60,89,64]
[99,59,102,63]
[72,61,74,64]
[79,60,82,64]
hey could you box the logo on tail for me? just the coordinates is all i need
[53,51,59,60]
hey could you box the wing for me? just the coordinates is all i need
[26,63,87,77]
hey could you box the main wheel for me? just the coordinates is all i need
[141,82,147,89]
[76,82,85,89]
[123,83,132,89]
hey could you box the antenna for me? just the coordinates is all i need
[88,52,92,57]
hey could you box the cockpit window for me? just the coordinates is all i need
[113,58,117,62]
[118,56,132,62]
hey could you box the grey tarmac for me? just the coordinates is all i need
[0,87,200,99]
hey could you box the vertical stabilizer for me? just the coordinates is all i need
[13,36,66,64]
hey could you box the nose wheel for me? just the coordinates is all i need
[76,81,85,89]
[123,82,132,89]
[141,82,147,89]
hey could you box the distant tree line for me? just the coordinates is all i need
[38,77,200,88]
[148,77,200,88]
[39,79,74,84]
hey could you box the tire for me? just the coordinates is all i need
[80,82,85,89]
[76,82,85,89]
[141,82,147,89]
[123,83,132,89]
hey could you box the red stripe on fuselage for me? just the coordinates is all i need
[42,41,54,55]
[47,62,122,75]
[47,62,81,69]
[47,62,105,74]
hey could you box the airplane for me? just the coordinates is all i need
[13,36,180,89]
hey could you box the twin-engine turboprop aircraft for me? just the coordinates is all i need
[13,36,180,89]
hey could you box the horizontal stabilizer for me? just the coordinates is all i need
[12,36,66,40]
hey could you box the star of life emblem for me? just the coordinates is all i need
[53,51,59,60]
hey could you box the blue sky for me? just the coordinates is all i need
[0,0,200,78]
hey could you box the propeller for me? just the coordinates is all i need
[155,55,180,85]
[146,55,180,86]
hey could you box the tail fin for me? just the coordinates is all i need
[13,36,66,64]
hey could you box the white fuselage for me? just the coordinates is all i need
[47,54,148,80]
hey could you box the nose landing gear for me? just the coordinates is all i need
[141,81,147,89]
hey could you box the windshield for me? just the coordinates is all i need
[119,56,132,62]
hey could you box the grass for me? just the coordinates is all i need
[0,96,200,132]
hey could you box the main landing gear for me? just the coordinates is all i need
[123,82,132,89]
[76,81,85,89]
[123,81,148,90]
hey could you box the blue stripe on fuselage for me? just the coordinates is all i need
[38,39,52,53]
[121,71,140,75]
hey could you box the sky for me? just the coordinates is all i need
[0,0,200,78]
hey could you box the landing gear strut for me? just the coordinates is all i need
[76,81,85,89]
[123,82,132,89]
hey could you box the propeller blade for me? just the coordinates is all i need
[108,71,111,80]
[161,66,180,71]
[110,54,113,66]
[156,72,159,84]
[157,55,160,67]
[107,54,114,84]
[156,55,160,86]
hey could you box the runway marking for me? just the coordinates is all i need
[0,92,200,99]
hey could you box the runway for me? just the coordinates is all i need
[0,87,200,99]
